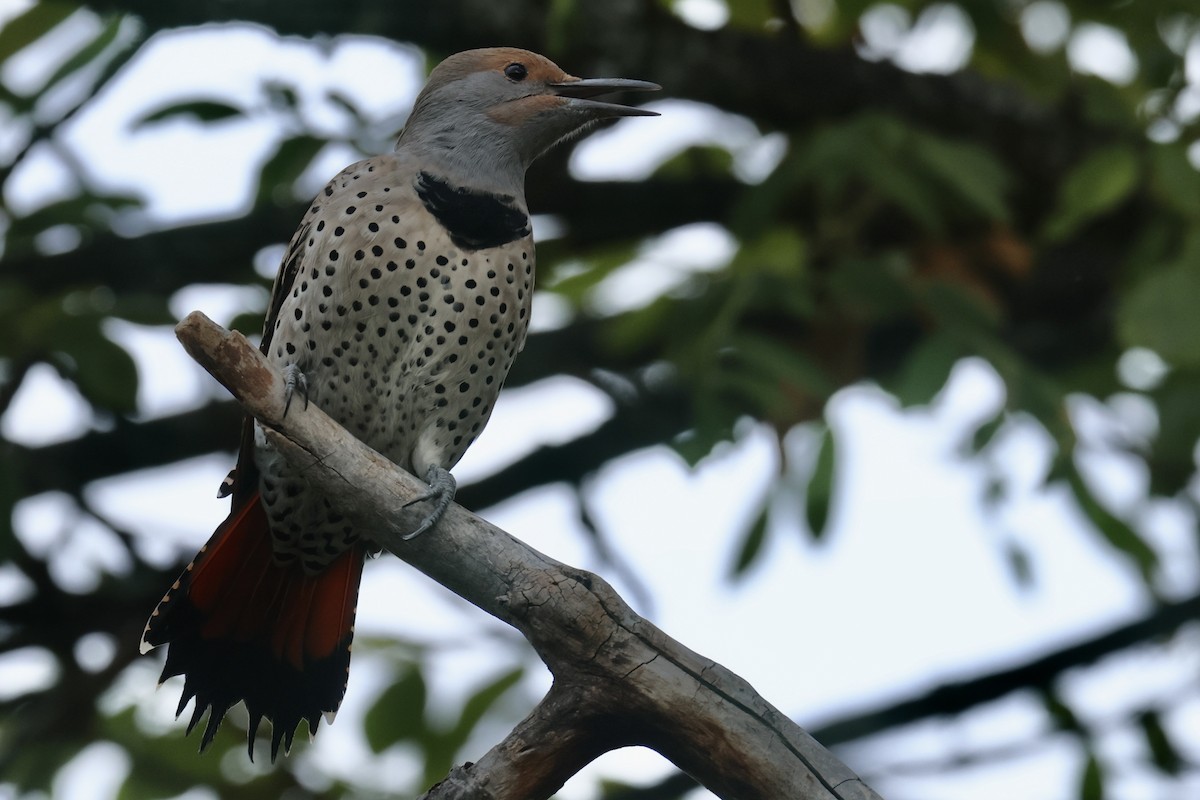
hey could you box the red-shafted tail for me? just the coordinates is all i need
[142,490,365,761]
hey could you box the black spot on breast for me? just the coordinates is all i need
[415,171,530,251]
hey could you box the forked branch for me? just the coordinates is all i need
[174,310,883,800]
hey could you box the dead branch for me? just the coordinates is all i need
[174,310,883,800]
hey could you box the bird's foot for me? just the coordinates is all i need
[282,363,309,416]
[401,466,456,540]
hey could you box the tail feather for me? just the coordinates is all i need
[143,491,364,761]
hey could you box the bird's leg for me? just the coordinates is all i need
[401,466,457,540]
[282,363,309,416]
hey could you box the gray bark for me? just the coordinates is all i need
[174,310,883,800]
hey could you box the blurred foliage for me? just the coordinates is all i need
[1,0,1200,798]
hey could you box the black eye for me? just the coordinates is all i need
[504,63,528,81]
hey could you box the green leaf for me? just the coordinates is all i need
[671,425,726,467]
[1044,146,1139,241]
[729,500,770,579]
[3,737,80,794]
[0,2,76,64]
[859,146,947,234]
[1043,688,1082,732]
[115,766,194,800]
[0,456,20,560]
[1147,372,1200,495]
[264,80,300,111]
[1149,143,1200,219]
[326,89,368,126]
[892,334,963,407]
[424,667,524,784]
[729,332,836,398]
[364,664,427,752]
[229,310,266,337]
[449,666,523,746]
[8,192,141,240]
[544,241,640,306]
[970,412,1005,454]
[805,426,836,539]
[919,280,1001,338]
[38,14,125,99]
[1001,538,1034,588]
[1065,464,1157,582]
[1117,251,1200,368]
[730,226,808,280]
[652,144,736,180]
[50,328,139,412]
[911,136,1011,222]
[1138,709,1182,776]
[1079,751,1104,800]
[109,293,174,326]
[726,0,773,29]
[826,254,912,319]
[606,294,673,355]
[256,135,326,205]
[132,99,243,129]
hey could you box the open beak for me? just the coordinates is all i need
[548,77,661,117]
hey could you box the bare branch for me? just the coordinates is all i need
[174,310,884,800]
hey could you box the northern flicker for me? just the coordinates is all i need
[141,48,658,760]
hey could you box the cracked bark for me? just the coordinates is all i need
[174,310,884,800]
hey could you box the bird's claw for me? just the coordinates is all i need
[283,364,309,416]
[401,466,456,540]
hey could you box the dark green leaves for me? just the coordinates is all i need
[256,135,326,205]
[1149,144,1200,219]
[1137,709,1182,776]
[1065,462,1157,582]
[892,334,965,407]
[364,663,428,751]
[729,497,770,579]
[365,663,525,788]
[6,191,141,250]
[730,423,837,580]
[781,114,1012,235]
[1079,752,1105,800]
[132,99,243,129]
[805,425,836,539]
[48,321,139,412]
[0,288,140,413]
[1045,146,1140,241]
[1118,233,1200,368]
[0,2,76,64]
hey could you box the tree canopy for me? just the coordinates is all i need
[2,1,1199,798]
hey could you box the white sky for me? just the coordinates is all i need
[2,5,1200,800]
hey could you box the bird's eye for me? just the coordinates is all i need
[504,63,528,81]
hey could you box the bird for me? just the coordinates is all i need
[140,47,658,761]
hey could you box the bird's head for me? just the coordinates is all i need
[398,48,659,191]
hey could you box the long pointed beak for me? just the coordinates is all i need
[548,77,661,117]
